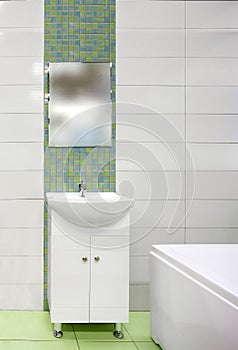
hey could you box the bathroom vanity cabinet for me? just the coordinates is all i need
[47,204,130,338]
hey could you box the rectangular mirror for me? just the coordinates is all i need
[48,62,112,147]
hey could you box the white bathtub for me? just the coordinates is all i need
[150,244,238,350]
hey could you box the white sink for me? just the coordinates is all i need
[46,192,134,227]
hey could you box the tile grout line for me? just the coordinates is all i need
[72,324,81,350]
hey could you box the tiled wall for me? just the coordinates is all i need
[0,0,44,310]
[44,0,116,308]
[116,0,238,310]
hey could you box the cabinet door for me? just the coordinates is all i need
[90,247,129,323]
[50,236,90,322]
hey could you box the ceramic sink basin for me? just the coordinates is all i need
[46,192,134,227]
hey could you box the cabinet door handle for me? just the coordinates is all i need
[82,256,88,263]
[94,256,100,262]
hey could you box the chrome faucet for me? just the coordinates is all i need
[79,180,86,197]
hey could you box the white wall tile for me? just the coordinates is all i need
[0,171,43,199]
[187,115,238,143]
[131,200,185,229]
[186,1,238,29]
[186,87,238,114]
[117,86,185,114]
[186,30,238,58]
[130,256,149,283]
[186,200,238,228]
[117,1,184,29]
[0,200,43,228]
[187,144,238,171]
[0,86,43,113]
[117,114,185,142]
[117,29,185,58]
[130,228,184,255]
[0,285,43,310]
[0,0,43,28]
[0,58,43,86]
[186,58,238,86]
[116,143,185,171]
[117,58,185,86]
[129,283,149,311]
[0,228,43,255]
[0,256,43,284]
[187,172,238,200]
[0,115,43,142]
[117,171,185,200]
[0,29,43,57]
[185,228,238,244]
[0,144,43,171]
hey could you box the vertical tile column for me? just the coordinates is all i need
[116,0,186,310]
[0,0,44,309]
[185,1,238,244]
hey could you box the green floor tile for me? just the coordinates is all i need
[0,340,79,350]
[73,323,132,342]
[135,341,162,350]
[77,341,137,350]
[0,311,74,341]
[123,312,151,342]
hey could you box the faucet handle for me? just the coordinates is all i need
[79,180,86,191]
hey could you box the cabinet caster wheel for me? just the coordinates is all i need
[113,330,124,339]
[54,330,63,338]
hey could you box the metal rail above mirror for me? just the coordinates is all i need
[46,62,112,147]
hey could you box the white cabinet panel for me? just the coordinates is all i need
[117,143,185,171]
[51,251,90,310]
[130,228,184,255]
[0,256,43,283]
[186,200,238,228]
[0,0,43,28]
[186,1,238,29]
[0,285,43,310]
[0,58,43,86]
[90,250,129,309]
[186,58,238,86]
[0,171,43,199]
[0,228,43,255]
[0,144,43,171]
[0,86,43,114]
[117,1,184,29]
[185,228,238,244]
[0,29,43,57]
[187,172,238,200]
[187,115,238,143]
[130,256,149,283]
[117,171,185,200]
[131,200,185,229]
[0,200,43,228]
[0,115,43,142]
[187,144,238,171]
[117,58,185,86]
[117,86,185,114]
[186,30,238,57]
[186,87,238,114]
[117,114,185,142]
[117,29,185,58]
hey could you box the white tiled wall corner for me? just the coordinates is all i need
[0,0,44,310]
[117,0,238,310]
